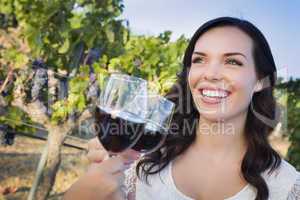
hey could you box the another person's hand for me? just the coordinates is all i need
[63,138,140,200]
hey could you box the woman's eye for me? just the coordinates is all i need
[192,57,204,64]
[226,59,243,66]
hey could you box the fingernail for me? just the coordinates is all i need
[124,149,141,160]
[136,155,141,160]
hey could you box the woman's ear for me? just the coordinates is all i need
[253,80,263,93]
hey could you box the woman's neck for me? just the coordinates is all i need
[190,111,248,162]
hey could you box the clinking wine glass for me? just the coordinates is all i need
[95,73,148,154]
[132,94,175,154]
[95,73,175,155]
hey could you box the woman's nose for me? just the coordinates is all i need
[203,63,223,81]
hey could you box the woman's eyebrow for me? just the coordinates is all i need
[224,52,248,60]
[193,51,207,56]
[193,51,248,61]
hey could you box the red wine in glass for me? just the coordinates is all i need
[95,107,145,153]
[132,123,167,153]
[95,108,170,154]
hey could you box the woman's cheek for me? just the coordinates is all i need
[188,67,203,89]
[231,77,256,109]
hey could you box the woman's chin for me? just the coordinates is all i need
[198,111,230,122]
[198,107,248,124]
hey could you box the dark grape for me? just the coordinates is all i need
[32,59,47,70]
[85,48,101,66]
[89,73,96,82]
[0,126,15,146]
[87,81,100,101]
[0,13,18,29]
[58,78,68,100]
[31,64,48,101]
[83,48,102,103]
[5,132,15,145]
[87,67,100,102]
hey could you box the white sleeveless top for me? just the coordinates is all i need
[125,159,300,200]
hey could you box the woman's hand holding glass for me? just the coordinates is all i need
[63,138,140,200]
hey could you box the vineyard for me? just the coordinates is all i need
[0,0,299,199]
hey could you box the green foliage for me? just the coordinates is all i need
[51,65,90,123]
[2,47,29,69]
[0,0,128,71]
[0,0,127,127]
[283,79,300,170]
[106,32,188,95]
[50,33,188,122]
[0,0,17,29]
[0,0,188,130]
[276,78,300,170]
[0,106,36,133]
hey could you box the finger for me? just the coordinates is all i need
[86,149,109,163]
[88,137,106,151]
[119,149,141,161]
[100,155,136,174]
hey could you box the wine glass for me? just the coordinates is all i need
[96,73,148,154]
[131,94,175,154]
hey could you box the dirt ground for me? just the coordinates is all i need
[0,134,291,200]
[0,135,89,200]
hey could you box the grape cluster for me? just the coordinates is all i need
[0,96,7,116]
[86,48,101,102]
[87,80,100,101]
[85,48,101,66]
[0,125,15,146]
[58,78,68,100]
[31,59,48,101]
[0,13,18,29]
[32,59,47,70]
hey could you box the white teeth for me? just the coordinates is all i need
[202,89,228,98]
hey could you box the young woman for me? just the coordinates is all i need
[64,17,300,200]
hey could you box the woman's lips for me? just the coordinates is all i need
[197,88,231,105]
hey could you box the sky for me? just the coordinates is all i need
[121,0,300,79]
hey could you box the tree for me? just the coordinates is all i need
[1,1,189,199]
[276,78,300,170]
[0,0,128,199]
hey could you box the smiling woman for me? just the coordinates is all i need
[134,17,300,200]
[63,17,300,200]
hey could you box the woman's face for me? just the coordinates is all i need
[188,26,261,122]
